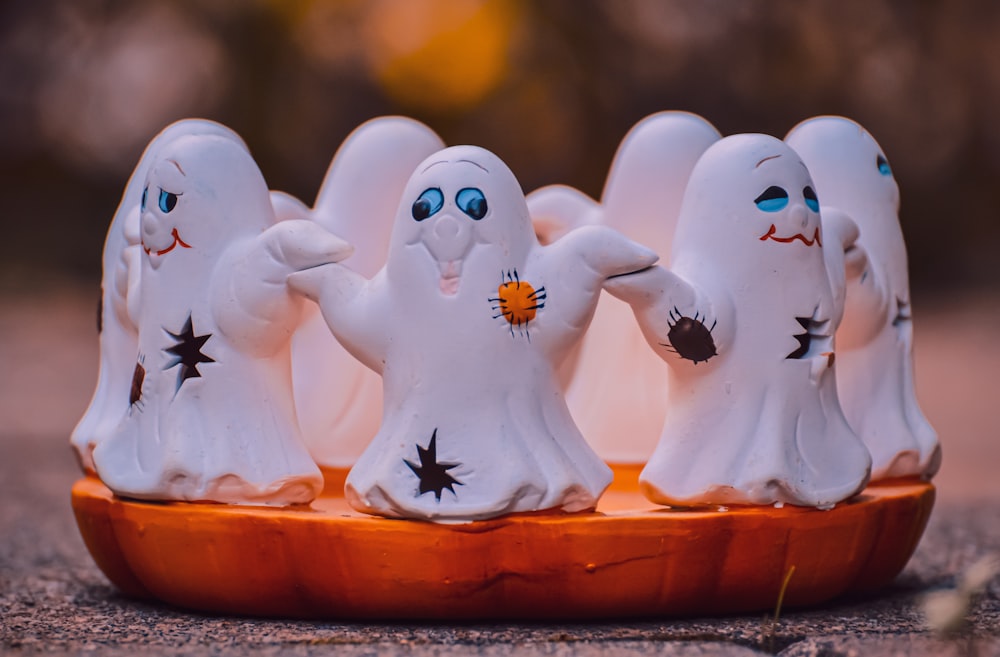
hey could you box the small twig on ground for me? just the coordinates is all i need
[762,564,796,653]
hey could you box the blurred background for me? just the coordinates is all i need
[0,0,997,293]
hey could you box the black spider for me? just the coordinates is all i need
[128,354,146,414]
[660,307,718,364]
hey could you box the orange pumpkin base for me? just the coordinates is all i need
[71,471,934,620]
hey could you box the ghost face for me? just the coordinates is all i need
[122,121,250,251]
[140,158,191,264]
[674,134,824,275]
[139,135,272,269]
[786,117,907,301]
[671,135,836,368]
[387,146,534,296]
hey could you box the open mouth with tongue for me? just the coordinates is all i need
[439,260,463,296]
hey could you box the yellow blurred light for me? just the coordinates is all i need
[363,0,519,112]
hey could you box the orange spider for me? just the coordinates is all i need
[489,269,546,339]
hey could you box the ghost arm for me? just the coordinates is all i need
[212,220,353,357]
[821,207,890,349]
[530,224,658,360]
[526,184,600,245]
[105,201,144,331]
[115,244,143,330]
[603,264,733,367]
[287,264,390,375]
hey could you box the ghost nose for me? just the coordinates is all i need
[141,212,161,238]
[423,213,473,262]
[434,215,461,240]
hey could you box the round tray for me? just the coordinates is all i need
[72,469,934,620]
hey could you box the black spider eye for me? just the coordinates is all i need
[754,186,788,212]
[456,187,488,220]
[877,154,891,176]
[412,187,444,221]
[158,189,178,213]
[803,186,819,212]
[141,186,148,212]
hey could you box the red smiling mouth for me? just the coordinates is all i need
[759,225,822,247]
[143,228,192,256]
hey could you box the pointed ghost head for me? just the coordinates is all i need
[602,111,721,250]
[117,120,249,245]
[140,134,273,267]
[673,134,825,277]
[786,116,908,299]
[388,145,535,296]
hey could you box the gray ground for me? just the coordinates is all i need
[1,286,998,656]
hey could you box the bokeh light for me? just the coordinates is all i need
[362,0,518,113]
[0,0,996,292]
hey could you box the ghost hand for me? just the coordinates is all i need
[550,224,657,289]
[823,207,868,282]
[211,220,352,356]
[540,224,657,328]
[259,219,353,281]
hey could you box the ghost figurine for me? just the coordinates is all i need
[290,145,658,522]
[71,120,250,474]
[605,134,872,509]
[287,117,444,469]
[786,116,940,480]
[92,132,351,505]
[527,111,721,465]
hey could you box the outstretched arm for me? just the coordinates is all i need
[212,219,352,357]
[287,263,390,375]
[821,206,890,349]
[604,265,733,367]
[528,224,657,360]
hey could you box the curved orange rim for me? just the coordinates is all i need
[72,474,934,620]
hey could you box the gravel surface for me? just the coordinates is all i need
[1,288,998,656]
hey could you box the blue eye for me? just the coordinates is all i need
[158,189,178,213]
[141,187,148,212]
[456,187,488,220]
[803,186,819,212]
[754,186,788,212]
[877,154,892,176]
[412,187,444,221]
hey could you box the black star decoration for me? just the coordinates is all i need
[786,310,832,361]
[404,429,463,501]
[786,316,812,359]
[164,315,215,389]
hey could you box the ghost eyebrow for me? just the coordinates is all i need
[168,159,186,176]
[755,154,782,168]
[421,160,447,173]
[458,159,489,173]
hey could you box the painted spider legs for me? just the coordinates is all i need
[489,268,546,340]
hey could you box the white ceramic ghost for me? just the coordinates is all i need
[786,116,940,480]
[92,133,351,505]
[605,134,872,509]
[288,117,445,469]
[71,120,250,474]
[528,111,721,465]
[290,145,658,522]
